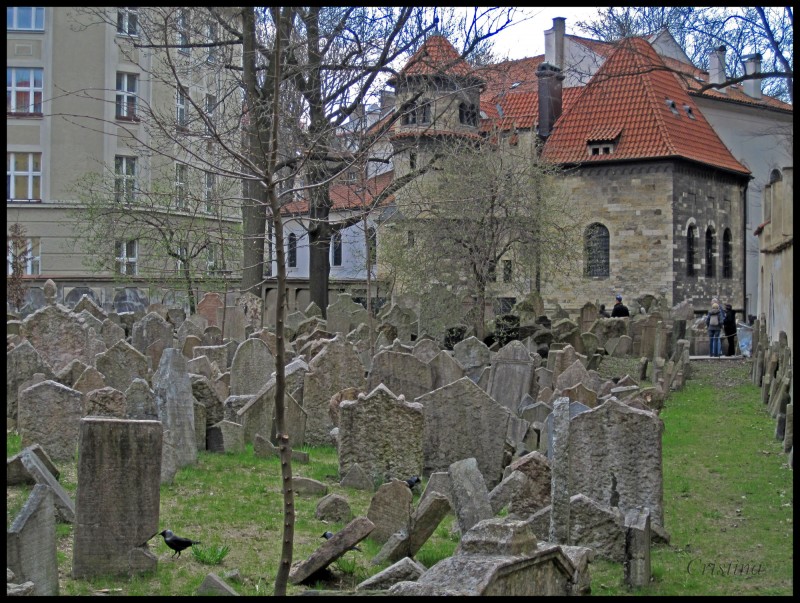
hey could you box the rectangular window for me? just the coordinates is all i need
[114,156,136,203]
[175,163,187,209]
[204,93,216,135]
[288,233,297,268]
[503,259,512,283]
[206,22,218,63]
[115,239,137,275]
[331,231,342,266]
[7,236,41,275]
[176,10,190,54]
[7,7,45,31]
[176,88,186,128]
[7,152,42,200]
[116,7,138,36]
[206,243,217,274]
[115,72,138,119]
[176,245,187,272]
[7,67,44,115]
[204,170,215,212]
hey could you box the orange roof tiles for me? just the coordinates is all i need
[393,35,481,84]
[540,37,750,175]
[283,169,395,215]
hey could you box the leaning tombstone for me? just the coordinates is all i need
[7,484,59,595]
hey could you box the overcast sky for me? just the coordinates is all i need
[487,7,604,60]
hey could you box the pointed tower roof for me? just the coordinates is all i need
[541,37,750,176]
[389,35,483,88]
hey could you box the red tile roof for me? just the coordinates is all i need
[540,37,750,175]
[659,54,793,112]
[283,169,396,215]
[391,35,481,84]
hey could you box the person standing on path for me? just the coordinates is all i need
[705,302,725,357]
[722,303,737,356]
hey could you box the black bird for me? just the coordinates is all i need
[159,529,201,558]
[321,531,361,552]
[404,476,421,490]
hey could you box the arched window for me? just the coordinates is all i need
[331,231,342,267]
[687,225,697,276]
[288,233,297,268]
[584,223,609,277]
[722,228,732,279]
[705,226,716,278]
[769,168,782,183]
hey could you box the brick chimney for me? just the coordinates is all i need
[708,45,727,93]
[544,17,566,70]
[536,62,565,139]
[742,53,762,100]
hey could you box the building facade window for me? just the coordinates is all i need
[401,101,417,125]
[7,67,44,115]
[204,170,215,212]
[7,7,45,31]
[176,88,187,128]
[7,236,41,275]
[7,152,42,200]
[722,228,732,279]
[175,163,187,208]
[459,102,478,126]
[204,93,216,135]
[115,72,138,119]
[584,222,610,277]
[705,226,715,278]
[503,259,512,283]
[114,156,136,203]
[331,231,342,266]
[687,224,697,276]
[206,22,217,63]
[115,239,138,275]
[116,7,138,36]
[176,10,190,54]
[206,244,218,274]
[409,151,417,170]
[287,232,297,268]
[176,245,188,272]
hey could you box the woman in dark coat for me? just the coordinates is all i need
[723,303,737,356]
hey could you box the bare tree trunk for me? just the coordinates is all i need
[263,9,294,595]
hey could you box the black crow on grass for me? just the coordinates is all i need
[159,529,201,558]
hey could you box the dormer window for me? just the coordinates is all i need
[510,82,521,89]
[586,126,621,157]
[665,99,679,115]
[588,143,614,156]
[682,104,696,119]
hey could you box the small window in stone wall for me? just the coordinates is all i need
[687,225,697,277]
[705,226,716,278]
[584,222,609,277]
[722,228,732,279]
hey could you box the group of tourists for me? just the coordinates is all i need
[598,293,738,358]
[705,297,738,357]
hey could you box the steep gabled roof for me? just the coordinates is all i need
[541,37,750,175]
[389,34,483,87]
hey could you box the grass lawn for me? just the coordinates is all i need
[6,357,792,595]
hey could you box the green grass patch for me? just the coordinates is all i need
[6,360,791,595]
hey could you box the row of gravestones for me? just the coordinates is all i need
[750,321,793,469]
[8,290,668,591]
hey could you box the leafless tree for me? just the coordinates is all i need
[381,133,585,340]
[576,7,793,102]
